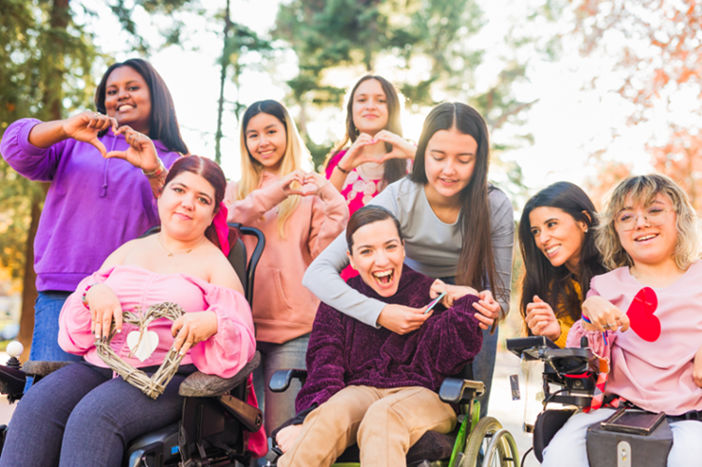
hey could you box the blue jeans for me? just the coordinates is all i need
[31,291,83,362]
[253,334,310,438]
[0,362,188,467]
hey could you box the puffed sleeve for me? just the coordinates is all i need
[189,285,256,378]
[58,268,114,355]
[307,182,349,258]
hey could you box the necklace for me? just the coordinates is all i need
[157,232,202,257]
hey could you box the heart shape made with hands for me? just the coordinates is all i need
[96,302,184,399]
[289,178,319,196]
[626,287,661,342]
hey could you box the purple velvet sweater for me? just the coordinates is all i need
[295,265,483,414]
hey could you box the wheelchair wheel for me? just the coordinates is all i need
[459,416,519,467]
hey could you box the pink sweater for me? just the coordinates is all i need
[59,265,256,379]
[567,260,702,415]
[225,172,348,344]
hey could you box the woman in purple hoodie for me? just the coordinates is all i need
[273,205,483,467]
[0,58,186,363]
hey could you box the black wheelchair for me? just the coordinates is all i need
[0,222,265,467]
[507,336,674,467]
[266,364,520,467]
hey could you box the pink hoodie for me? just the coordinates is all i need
[225,172,348,343]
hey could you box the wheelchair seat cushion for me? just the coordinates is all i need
[334,429,455,464]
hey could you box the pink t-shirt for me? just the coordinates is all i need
[567,260,702,415]
[325,150,383,217]
[59,265,256,379]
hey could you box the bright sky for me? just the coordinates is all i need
[84,0,658,207]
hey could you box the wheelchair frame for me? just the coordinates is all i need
[266,368,520,467]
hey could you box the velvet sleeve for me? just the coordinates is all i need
[307,182,349,258]
[224,181,288,224]
[58,268,114,355]
[189,285,256,379]
[0,118,65,181]
[415,294,484,377]
[294,303,347,413]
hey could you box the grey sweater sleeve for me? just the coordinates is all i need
[302,231,385,327]
[488,187,515,319]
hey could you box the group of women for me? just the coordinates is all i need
[0,56,700,466]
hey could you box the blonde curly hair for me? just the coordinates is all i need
[595,174,699,270]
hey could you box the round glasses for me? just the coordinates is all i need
[615,207,673,231]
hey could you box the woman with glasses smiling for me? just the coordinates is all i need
[542,174,702,466]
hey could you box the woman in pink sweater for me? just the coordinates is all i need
[542,174,702,466]
[0,155,258,466]
[224,100,348,437]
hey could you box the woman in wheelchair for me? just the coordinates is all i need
[273,205,484,466]
[542,174,702,466]
[518,182,606,347]
[0,155,256,467]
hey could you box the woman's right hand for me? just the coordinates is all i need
[275,424,303,453]
[581,295,630,333]
[61,111,118,157]
[377,303,433,334]
[85,283,123,340]
[105,125,161,173]
[525,295,561,341]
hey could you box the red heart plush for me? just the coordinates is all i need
[626,287,660,342]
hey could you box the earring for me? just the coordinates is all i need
[584,227,589,233]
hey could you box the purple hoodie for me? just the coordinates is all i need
[1,118,181,291]
[295,265,483,413]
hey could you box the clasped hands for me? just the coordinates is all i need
[377,279,500,335]
[85,283,217,356]
[61,111,161,174]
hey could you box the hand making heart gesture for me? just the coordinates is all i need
[61,111,119,158]
[340,130,415,170]
[280,170,327,197]
[104,125,161,174]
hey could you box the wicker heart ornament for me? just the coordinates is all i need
[96,302,184,399]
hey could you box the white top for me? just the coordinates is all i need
[302,176,514,327]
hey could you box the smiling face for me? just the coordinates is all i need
[104,66,151,133]
[158,171,216,241]
[351,78,389,136]
[529,206,588,274]
[244,112,287,171]
[347,218,405,297]
[614,193,678,268]
[423,128,477,204]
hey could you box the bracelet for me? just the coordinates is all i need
[142,161,166,178]
[335,164,350,174]
[81,284,95,310]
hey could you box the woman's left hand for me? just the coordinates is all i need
[105,125,162,173]
[374,130,416,161]
[472,290,500,330]
[171,311,218,356]
[299,172,329,197]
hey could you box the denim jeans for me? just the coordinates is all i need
[31,291,83,362]
[0,362,187,467]
[253,334,310,438]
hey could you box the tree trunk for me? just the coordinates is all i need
[18,197,41,362]
[215,0,232,164]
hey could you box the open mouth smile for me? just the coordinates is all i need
[372,269,395,286]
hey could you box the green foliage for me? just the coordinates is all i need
[0,0,97,281]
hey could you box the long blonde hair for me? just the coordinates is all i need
[237,100,309,237]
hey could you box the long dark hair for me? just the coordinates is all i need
[518,181,606,325]
[326,75,406,188]
[163,156,226,250]
[95,58,188,154]
[410,102,497,293]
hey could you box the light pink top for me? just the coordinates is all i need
[59,265,256,379]
[567,260,702,415]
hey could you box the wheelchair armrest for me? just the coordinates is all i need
[269,368,307,393]
[22,360,72,377]
[178,351,261,397]
[438,377,485,404]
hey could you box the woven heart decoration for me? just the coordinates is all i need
[96,302,184,399]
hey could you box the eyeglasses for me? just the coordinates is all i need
[615,207,673,231]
